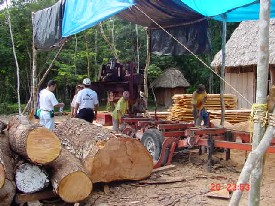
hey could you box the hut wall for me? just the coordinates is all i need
[225,72,255,109]
[155,87,186,108]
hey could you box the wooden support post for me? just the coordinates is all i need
[225,131,233,160]
[207,134,214,172]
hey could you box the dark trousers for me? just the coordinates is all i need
[76,108,94,123]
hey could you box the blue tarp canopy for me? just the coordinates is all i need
[173,0,275,22]
[62,0,134,37]
[33,0,275,51]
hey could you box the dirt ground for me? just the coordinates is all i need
[1,115,275,206]
[80,150,275,206]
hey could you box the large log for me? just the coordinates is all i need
[54,118,153,183]
[0,132,16,206]
[8,116,61,164]
[49,148,92,203]
[0,120,7,134]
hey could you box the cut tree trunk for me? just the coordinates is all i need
[84,137,154,183]
[54,118,153,183]
[8,116,61,164]
[49,148,92,203]
[15,163,49,193]
[0,132,16,205]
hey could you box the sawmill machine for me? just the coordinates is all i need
[90,59,144,111]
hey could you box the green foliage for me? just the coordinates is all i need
[0,103,26,114]
[147,64,162,82]
[0,1,239,114]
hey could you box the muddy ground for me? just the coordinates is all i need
[1,115,275,206]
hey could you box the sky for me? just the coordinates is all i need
[0,0,11,10]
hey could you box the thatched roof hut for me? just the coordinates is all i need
[211,20,275,69]
[151,68,190,108]
[211,20,275,109]
[151,68,190,88]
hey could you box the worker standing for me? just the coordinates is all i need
[192,84,209,127]
[39,80,65,131]
[133,91,148,117]
[111,91,130,131]
[73,78,99,123]
[70,84,84,117]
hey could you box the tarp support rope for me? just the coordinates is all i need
[134,5,253,107]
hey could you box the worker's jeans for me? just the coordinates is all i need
[193,108,209,127]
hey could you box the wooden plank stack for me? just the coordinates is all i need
[209,110,251,124]
[167,94,251,124]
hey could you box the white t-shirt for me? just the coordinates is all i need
[39,89,58,111]
[71,94,77,108]
[76,88,98,110]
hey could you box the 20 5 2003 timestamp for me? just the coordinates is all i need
[210,183,250,191]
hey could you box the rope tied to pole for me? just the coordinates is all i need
[250,104,268,127]
[268,113,275,127]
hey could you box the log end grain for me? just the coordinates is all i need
[0,163,5,188]
[26,128,61,164]
[58,171,92,203]
[15,163,49,193]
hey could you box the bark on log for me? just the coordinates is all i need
[15,163,49,193]
[8,116,61,164]
[0,132,16,205]
[54,118,153,183]
[49,148,92,203]
[0,120,7,134]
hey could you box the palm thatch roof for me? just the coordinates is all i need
[211,19,275,69]
[151,68,190,88]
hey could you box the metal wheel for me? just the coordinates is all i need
[141,129,164,161]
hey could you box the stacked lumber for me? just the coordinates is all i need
[148,111,170,120]
[209,110,251,124]
[0,116,153,204]
[167,94,245,123]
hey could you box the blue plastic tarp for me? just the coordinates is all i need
[62,0,134,37]
[173,0,275,22]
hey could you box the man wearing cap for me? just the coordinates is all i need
[73,78,99,123]
[111,91,129,131]
[192,84,209,127]
[39,80,65,130]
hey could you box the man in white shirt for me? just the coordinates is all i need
[73,78,99,123]
[39,80,65,130]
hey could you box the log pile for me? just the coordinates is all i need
[0,117,153,204]
[0,132,16,205]
[54,118,153,183]
[167,94,250,124]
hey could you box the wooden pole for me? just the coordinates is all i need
[31,12,38,113]
[144,28,151,99]
[6,0,21,115]
[229,0,270,205]
[135,24,140,73]
[220,14,226,126]
[248,0,270,205]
